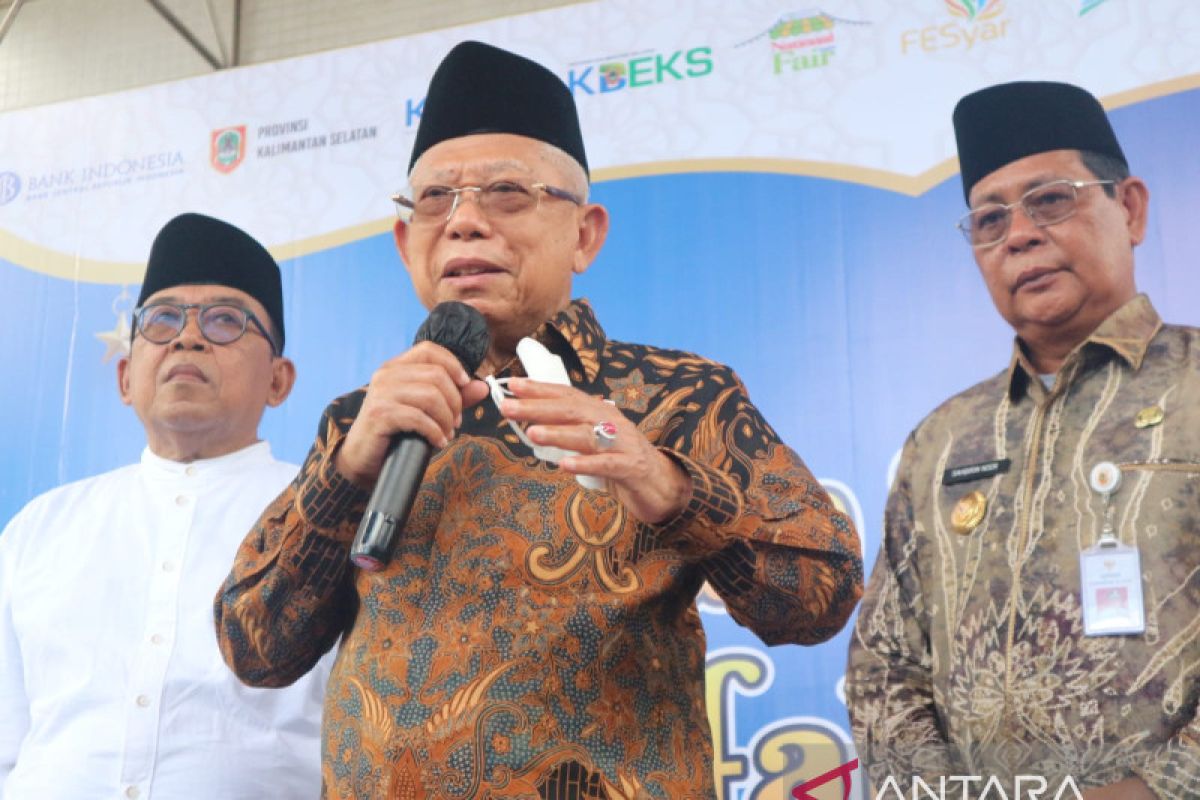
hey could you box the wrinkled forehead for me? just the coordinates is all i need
[967,149,1090,206]
[408,133,561,186]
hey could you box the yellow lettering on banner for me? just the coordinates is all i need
[706,651,771,800]
[899,16,1009,54]
[748,722,852,800]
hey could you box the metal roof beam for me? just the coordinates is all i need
[0,0,28,49]
[145,0,224,70]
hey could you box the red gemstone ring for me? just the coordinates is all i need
[592,421,618,449]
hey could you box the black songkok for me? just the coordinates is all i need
[953,80,1127,204]
[138,213,285,351]
[408,40,588,176]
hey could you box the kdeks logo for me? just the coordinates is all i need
[566,47,713,96]
[210,126,246,174]
[901,0,1010,54]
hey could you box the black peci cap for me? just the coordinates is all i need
[952,80,1127,204]
[408,40,588,176]
[138,213,285,351]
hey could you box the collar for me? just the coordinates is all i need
[507,298,608,384]
[1007,293,1162,399]
[139,439,274,480]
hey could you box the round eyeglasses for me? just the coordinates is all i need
[957,179,1117,249]
[391,179,583,225]
[133,302,278,355]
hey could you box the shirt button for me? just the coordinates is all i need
[185,466,197,477]
[175,495,189,506]
[136,695,150,708]
[150,633,164,645]
[162,561,176,572]
[126,787,140,799]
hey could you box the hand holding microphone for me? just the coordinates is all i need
[346,302,490,571]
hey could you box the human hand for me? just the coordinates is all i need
[336,342,490,487]
[499,377,692,523]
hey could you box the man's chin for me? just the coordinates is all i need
[1012,292,1084,330]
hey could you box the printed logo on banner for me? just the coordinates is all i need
[1080,0,1109,14]
[0,172,21,205]
[565,46,713,97]
[23,152,184,201]
[946,0,1004,21]
[210,125,247,174]
[735,10,870,76]
[767,11,837,73]
[901,0,1009,54]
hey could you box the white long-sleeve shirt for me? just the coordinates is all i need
[0,441,331,800]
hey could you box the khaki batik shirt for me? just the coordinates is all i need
[216,299,862,800]
[847,295,1200,797]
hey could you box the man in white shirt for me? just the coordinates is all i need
[0,213,329,799]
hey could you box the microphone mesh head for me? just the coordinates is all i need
[414,302,491,374]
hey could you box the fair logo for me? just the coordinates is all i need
[736,10,870,75]
[901,0,1009,54]
[0,171,21,205]
[768,11,837,74]
[210,125,246,173]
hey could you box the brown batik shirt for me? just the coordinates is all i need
[216,299,862,800]
[847,295,1200,797]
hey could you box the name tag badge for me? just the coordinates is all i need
[1079,542,1145,636]
[942,458,1011,486]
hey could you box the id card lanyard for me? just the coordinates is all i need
[1079,462,1145,636]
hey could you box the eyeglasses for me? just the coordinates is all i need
[133,302,278,355]
[957,179,1117,248]
[391,179,583,225]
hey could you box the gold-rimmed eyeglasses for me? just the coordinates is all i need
[391,179,583,225]
[957,179,1117,249]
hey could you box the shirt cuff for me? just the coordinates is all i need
[297,442,372,536]
[651,449,744,556]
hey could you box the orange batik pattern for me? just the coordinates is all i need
[216,300,862,799]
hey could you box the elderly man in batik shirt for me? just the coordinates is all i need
[847,81,1200,800]
[215,41,862,799]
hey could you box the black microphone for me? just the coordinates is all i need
[350,301,490,571]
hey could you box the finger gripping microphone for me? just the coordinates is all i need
[350,301,490,571]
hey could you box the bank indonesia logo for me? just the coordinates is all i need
[0,172,21,205]
[210,125,246,174]
[946,0,1004,21]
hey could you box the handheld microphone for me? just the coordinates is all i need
[350,301,490,571]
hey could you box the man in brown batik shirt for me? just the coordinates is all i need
[847,81,1198,799]
[215,41,862,799]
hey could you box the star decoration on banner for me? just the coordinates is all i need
[96,285,134,363]
[95,311,131,363]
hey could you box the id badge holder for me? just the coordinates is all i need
[1079,536,1145,636]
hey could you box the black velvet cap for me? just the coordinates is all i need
[138,213,285,351]
[953,81,1127,204]
[408,40,588,176]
